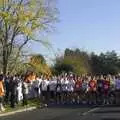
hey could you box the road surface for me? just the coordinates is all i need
[1,105,120,120]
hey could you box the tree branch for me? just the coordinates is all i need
[10,36,30,73]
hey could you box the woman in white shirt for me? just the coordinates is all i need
[61,76,69,104]
[49,77,57,102]
[67,76,75,104]
[22,79,29,106]
[33,76,42,98]
[40,76,49,106]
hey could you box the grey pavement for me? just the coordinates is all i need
[1,105,120,120]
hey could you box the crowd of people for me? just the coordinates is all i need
[0,72,120,112]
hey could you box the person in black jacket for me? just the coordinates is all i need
[9,76,18,108]
[56,77,62,104]
[4,74,11,104]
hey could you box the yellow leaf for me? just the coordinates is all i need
[0,11,9,18]
[29,0,37,9]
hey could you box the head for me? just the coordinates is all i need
[92,76,96,81]
[0,74,4,81]
[100,75,104,80]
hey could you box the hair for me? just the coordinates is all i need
[0,74,4,81]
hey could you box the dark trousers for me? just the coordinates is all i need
[0,96,3,104]
[10,94,16,108]
[34,87,39,98]
[97,90,104,104]
[23,94,28,106]
[50,91,55,101]
[5,89,10,104]
[56,92,61,103]
[41,91,48,104]
[62,91,68,103]
[88,91,97,104]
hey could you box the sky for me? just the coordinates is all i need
[31,0,120,61]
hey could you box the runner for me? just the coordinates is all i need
[56,76,62,104]
[49,76,57,103]
[67,75,75,104]
[109,75,116,104]
[82,77,89,104]
[40,76,49,107]
[33,76,42,98]
[96,75,104,104]
[0,74,5,112]
[103,77,110,104]
[61,75,69,104]
[22,79,29,106]
[88,76,97,104]
[74,76,83,104]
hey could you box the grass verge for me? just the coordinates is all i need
[1,98,40,114]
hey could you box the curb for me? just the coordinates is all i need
[0,107,37,117]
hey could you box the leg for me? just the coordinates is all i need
[10,94,15,108]
[23,94,28,106]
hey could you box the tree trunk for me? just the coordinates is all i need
[3,60,7,75]
[2,46,8,75]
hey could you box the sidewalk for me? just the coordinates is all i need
[0,106,37,117]
[0,99,40,117]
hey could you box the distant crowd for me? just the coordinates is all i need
[0,73,120,112]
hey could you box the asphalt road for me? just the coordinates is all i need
[1,105,120,120]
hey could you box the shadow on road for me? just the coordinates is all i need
[47,103,120,109]
[47,103,97,109]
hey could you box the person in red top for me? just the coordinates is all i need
[88,76,97,104]
[89,78,97,92]
[75,77,82,91]
[74,76,83,104]
[103,77,110,104]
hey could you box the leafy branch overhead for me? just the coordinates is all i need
[0,0,58,74]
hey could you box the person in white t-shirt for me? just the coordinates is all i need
[115,76,120,90]
[61,76,69,104]
[33,76,42,98]
[49,76,57,102]
[17,77,23,102]
[67,76,75,103]
[22,79,29,106]
[40,76,49,106]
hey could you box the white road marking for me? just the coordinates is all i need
[82,107,100,116]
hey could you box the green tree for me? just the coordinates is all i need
[90,51,120,75]
[54,48,91,75]
[53,56,73,74]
